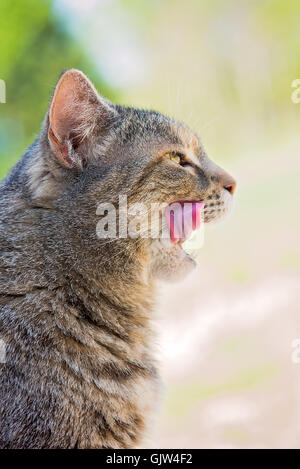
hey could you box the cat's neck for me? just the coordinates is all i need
[62,257,156,345]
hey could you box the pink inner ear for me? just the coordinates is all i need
[48,70,103,166]
[50,75,81,142]
[48,69,116,168]
[48,126,73,168]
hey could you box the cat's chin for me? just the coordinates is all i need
[148,239,196,283]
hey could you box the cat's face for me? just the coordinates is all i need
[41,70,236,283]
[106,108,236,282]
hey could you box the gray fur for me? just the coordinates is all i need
[0,70,235,448]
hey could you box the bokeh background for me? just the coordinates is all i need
[1,0,300,448]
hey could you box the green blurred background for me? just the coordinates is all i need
[1,0,300,448]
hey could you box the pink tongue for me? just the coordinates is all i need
[165,202,205,243]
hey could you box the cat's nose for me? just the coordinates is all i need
[224,181,236,195]
[219,171,236,195]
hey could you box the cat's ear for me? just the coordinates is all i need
[48,69,116,168]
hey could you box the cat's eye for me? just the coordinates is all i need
[166,152,182,164]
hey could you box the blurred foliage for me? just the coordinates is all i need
[1,0,300,178]
[120,0,300,162]
[0,0,117,178]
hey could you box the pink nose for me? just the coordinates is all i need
[224,181,236,195]
[218,170,236,195]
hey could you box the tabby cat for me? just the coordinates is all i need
[0,70,236,448]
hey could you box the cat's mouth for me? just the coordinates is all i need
[164,201,205,252]
[149,194,231,281]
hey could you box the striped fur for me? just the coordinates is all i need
[0,70,235,448]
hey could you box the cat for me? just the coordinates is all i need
[0,69,236,448]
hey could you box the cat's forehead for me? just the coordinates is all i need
[118,107,203,161]
[173,122,203,163]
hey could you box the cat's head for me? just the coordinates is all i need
[33,69,236,283]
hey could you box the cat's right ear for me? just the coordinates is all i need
[47,69,117,169]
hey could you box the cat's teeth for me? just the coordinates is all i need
[181,226,205,258]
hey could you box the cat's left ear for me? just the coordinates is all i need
[48,69,116,168]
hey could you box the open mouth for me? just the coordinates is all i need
[165,201,205,251]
